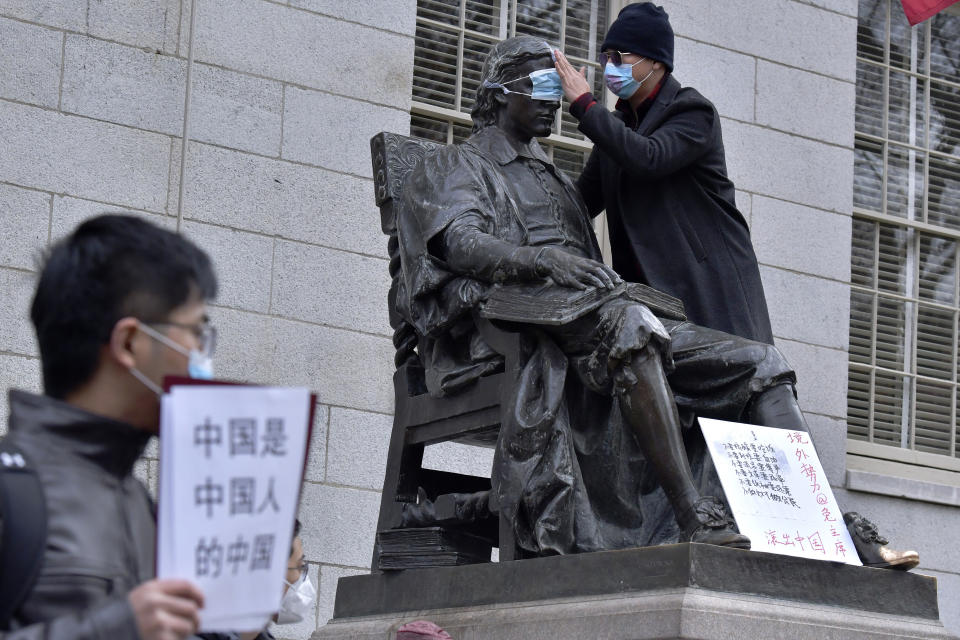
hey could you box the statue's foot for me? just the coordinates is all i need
[683,497,751,550]
[843,511,919,570]
[689,525,751,549]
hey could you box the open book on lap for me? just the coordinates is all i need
[480,281,686,326]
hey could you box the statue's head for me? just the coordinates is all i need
[471,36,559,136]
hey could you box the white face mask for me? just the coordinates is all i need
[276,573,316,625]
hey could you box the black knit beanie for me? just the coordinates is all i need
[601,3,674,71]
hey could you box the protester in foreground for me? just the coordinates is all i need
[554,2,773,344]
[0,215,215,638]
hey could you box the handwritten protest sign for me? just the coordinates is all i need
[699,418,861,566]
[157,384,312,631]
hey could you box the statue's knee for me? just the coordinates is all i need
[625,344,664,380]
[739,342,797,395]
[759,343,793,376]
[614,346,670,398]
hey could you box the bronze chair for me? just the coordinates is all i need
[369,132,520,569]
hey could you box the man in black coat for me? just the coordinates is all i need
[552,4,918,569]
[554,2,774,344]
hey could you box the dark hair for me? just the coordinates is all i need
[31,214,217,399]
[471,36,554,133]
[291,518,302,557]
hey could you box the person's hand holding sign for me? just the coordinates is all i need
[553,49,592,102]
[129,579,205,640]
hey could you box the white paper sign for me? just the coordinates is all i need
[157,384,312,631]
[699,418,861,566]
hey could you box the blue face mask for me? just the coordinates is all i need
[603,58,655,99]
[187,350,214,380]
[483,67,564,101]
[130,322,215,396]
[482,41,563,102]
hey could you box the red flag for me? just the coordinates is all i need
[900,0,960,25]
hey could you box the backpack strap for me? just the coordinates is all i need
[0,440,47,630]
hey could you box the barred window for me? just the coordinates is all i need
[848,0,960,469]
[409,0,610,178]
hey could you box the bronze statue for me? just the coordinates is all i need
[387,36,917,569]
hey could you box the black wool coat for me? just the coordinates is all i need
[576,75,774,344]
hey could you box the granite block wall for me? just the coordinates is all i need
[0,1,415,636]
[1,0,957,636]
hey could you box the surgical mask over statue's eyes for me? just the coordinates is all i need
[603,58,656,99]
[276,573,316,624]
[130,321,216,396]
[482,40,563,102]
[483,67,564,101]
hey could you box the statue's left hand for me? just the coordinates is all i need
[553,49,593,103]
[536,247,622,290]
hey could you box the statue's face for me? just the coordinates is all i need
[496,54,559,139]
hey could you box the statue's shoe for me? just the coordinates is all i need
[684,496,751,550]
[843,511,919,570]
[689,525,751,549]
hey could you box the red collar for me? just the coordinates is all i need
[644,76,665,103]
[616,76,666,111]
[615,75,667,127]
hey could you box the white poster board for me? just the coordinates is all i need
[699,418,861,566]
[157,384,312,631]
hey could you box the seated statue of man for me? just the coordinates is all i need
[396,36,916,568]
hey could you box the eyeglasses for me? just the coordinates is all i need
[599,50,645,67]
[287,559,308,582]
[149,321,217,357]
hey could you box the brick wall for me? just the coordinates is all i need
[2,1,958,637]
[0,1,418,637]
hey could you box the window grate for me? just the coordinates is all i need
[849,0,960,463]
[410,0,608,178]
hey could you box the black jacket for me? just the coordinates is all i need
[575,75,775,344]
[0,391,280,640]
[0,390,154,639]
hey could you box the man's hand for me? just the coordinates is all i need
[553,49,593,102]
[537,247,622,290]
[128,579,204,640]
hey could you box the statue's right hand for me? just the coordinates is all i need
[128,579,204,640]
[536,247,622,290]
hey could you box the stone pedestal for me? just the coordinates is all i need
[312,543,958,639]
